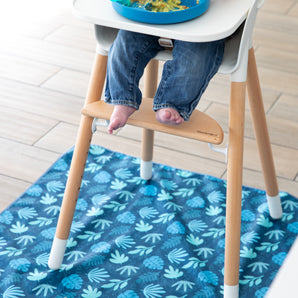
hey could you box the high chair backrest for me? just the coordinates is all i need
[95,25,118,56]
[219,0,261,81]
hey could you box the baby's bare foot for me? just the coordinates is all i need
[108,105,136,134]
[156,108,184,125]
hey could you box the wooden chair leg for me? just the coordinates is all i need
[246,48,282,219]
[48,53,108,270]
[224,81,246,298]
[140,59,159,180]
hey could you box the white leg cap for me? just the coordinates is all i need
[267,194,283,220]
[224,284,239,298]
[140,160,152,180]
[48,237,67,270]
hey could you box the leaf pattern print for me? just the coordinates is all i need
[164,266,183,279]
[101,278,130,291]
[272,252,287,266]
[116,265,139,276]
[152,213,175,224]
[85,163,103,173]
[0,247,25,257]
[247,262,270,273]
[139,207,159,219]
[109,250,129,264]
[160,179,178,190]
[198,271,219,286]
[242,209,256,222]
[207,191,225,203]
[143,256,164,270]
[116,212,136,224]
[287,222,298,233]
[167,248,188,264]
[167,221,185,234]
[0,145,297,297]
[2,285,25,298]
[128,245,154,256]
[111,179,127,190]
[115,168,133,180]
[89,145,106,155]
[46,181,64,193]
[40,193,57,205]
[173,188,195,198]
[186,234,204,246]
[118,290,139,298]
[27,269,47,281]
[187,219,208,232]
[115,235,136,249]
[87,268,110,283]
[241,231,260,244]
[183,257,207,269]
[240,247,258,259]
[141,233,163,244]
[15,235,36,246]
[93,171,111,184]
[186,196,205,208]
[35,253,49,267]
[135,221,153,232]
[0,237,7,248]
[171,280,195,292]
[157,190,173,201]
[9,222,28,234]
[282,199,298,211]
[139,185,158,197]
[32,284,57,296]
[17,207,38,220]
[9,258,30,272]
[61,274,83,290]
[264,230,285,240]
[0,211,14,225]
[81,285,102,298]
[143,284,166,298]
[65,250,86,262]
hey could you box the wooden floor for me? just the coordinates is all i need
[0,0,297,213]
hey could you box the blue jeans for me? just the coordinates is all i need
[105,30,225,120]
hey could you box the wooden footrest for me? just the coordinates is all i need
[82,98,224,144]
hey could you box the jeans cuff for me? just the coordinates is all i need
[153,103,189,121]
[104,97,139,110]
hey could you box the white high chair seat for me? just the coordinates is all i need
[93,23,244,76]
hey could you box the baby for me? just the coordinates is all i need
[105,30,225,134]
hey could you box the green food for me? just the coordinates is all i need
[139,0,189,12]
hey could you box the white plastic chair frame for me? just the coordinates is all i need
[48,1,282,297]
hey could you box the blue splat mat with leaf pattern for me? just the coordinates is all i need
[0,145,297,297]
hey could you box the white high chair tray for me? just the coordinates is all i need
[73,0,255,42]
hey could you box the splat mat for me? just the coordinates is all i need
[0,145,297,297]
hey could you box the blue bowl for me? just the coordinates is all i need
[112,0,210,24]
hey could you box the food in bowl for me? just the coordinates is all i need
[138,0,190,12]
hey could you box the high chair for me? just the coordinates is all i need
[48,0,283,297]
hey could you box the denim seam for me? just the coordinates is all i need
[186,40,225,119]
[105,98,139,110]
[153,59,172,105]
[153,40,224,121]
[129,37,162,107]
